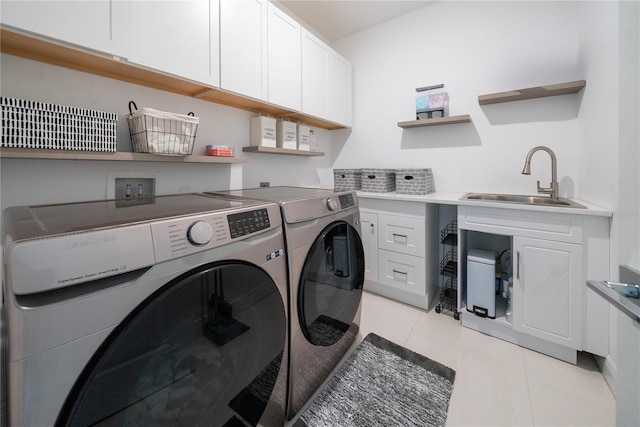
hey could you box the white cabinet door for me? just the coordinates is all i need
[220,0,267,101]
[1,0,129,57]
[128,0,219,87]
[513,236,583,349]
[301,28,329,119]
[267,3,300,111]
[377,214,426,257]
[328,51,352,126]
[360,211,378,283]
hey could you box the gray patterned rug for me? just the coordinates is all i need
[295,333,456,427]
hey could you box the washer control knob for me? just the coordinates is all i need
[326,197,338,211]
[187,221,213,245]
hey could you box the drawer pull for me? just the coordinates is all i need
[392,233,408,244]
[392,269,408,281]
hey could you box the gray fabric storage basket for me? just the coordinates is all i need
[334,169,361,191]
[395,168,435,195]
[361,169,396,193]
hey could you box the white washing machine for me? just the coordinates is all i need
[206,187,365,420]
[2,194,289,427]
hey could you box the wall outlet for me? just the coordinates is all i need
[115,177,156,199]
[260,182,270,187]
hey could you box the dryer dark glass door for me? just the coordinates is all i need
[58,262,286,427]
[298,221,364,346]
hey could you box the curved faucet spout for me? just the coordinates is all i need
[521,146,559,200]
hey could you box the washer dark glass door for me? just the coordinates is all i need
[299,221,364,346]
[57,262,286,427]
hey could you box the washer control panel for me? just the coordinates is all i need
[227,208,270,238]
[151,204,280,262]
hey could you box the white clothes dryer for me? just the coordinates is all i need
[206,187,365,420]
[2,194,288,427]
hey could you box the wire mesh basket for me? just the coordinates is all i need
[1,96,117,151]
[126,101,198,155]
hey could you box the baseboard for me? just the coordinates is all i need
[597,353,617,397]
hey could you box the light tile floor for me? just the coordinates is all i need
[358,291,616,426]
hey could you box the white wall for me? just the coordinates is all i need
[331,1,582,197]
[0,53,334,210]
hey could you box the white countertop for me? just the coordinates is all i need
[356,190,613,217]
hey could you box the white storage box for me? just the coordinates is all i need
[395,168,435,195]
[361,169,396,193]
[297,124,311,151]
[127,101,198,155]
[251,116,276,147]
[276,120,297,149]
[333,169,361,191]
[309,128,318,151]
[466,248,496,319]
[2,96,117,152]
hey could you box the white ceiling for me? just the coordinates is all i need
[278,1,435,42]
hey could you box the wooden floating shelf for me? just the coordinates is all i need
[478,80,586,105]
[242,146,324,156]
[397,114,472,128]
[0,148,247,163]
[0,29,346,131]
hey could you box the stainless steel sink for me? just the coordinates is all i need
[461,193,587,209]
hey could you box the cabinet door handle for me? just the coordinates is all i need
[516,250,520,279]
[370,223,375,233]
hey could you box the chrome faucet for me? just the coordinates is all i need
[521,146,559,200]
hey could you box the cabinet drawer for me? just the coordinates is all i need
[378,214,425,257]
[458,206,583,244]
[378,250,426,296]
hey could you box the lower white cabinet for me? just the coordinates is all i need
[378,250,426,297]
[360,211,378,283]
[360,198,438,310]
[458,205,610,363]
[513,236,582,349]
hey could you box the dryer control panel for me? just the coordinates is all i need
[281,191,359,224]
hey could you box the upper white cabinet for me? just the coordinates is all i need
[220,0,268,101]
[328,51,353,126]
[0,0,352,130]
[301,29,330,120]
[301,28,353,127]
[128,0,219,87]
[267,2,301,111]
[0,0,129,57]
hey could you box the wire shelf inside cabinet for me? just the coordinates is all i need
[436,219,459,319]
[439,251,458,276]
[440,220,458,246]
